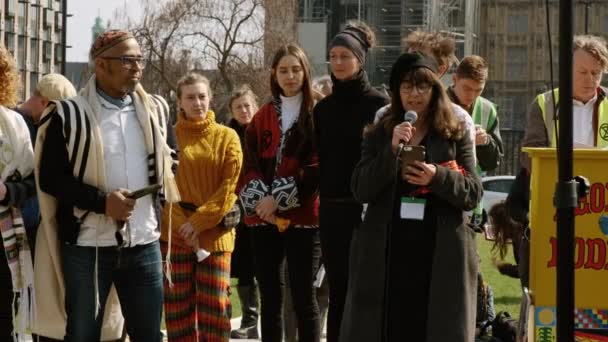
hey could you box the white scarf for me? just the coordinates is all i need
[32,77,179,340]
[0,106,35,342]
[75,75,180,203]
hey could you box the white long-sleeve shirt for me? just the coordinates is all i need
[78,93,158,247]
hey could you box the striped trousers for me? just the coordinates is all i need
[161,243,232,342]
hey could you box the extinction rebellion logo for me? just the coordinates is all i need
[600,123,608,141]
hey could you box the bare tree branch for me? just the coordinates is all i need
[121,0,294,122]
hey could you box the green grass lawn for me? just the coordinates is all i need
[230,278,242,318]
[477,236,522,320]
[229,238,523,321]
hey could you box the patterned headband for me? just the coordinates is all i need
[90,30,135,58]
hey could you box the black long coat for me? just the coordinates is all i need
[340,122,482,342]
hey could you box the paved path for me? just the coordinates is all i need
[23,317,327,341]
[228,316,327,342]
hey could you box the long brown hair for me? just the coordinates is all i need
[489,201,522,259]
[270,44,315,137]
[379,67,462,140]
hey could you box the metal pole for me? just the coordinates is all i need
[464,0,476,56]
[330,0,340,38]
[584,0,590,34]
[556,0,574,340]
[61,0,67,74]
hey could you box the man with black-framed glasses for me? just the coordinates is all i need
[33,30,178,342]
[100,55,147,69]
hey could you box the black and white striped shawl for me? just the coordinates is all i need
[39,93,171,201]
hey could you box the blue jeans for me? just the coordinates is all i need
[62,240,163,342]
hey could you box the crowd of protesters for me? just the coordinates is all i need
[1,19,607,342]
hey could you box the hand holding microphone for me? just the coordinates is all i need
[392,110,418,154]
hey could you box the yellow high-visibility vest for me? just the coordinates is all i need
[537,88,608,148]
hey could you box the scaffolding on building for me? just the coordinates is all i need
[300,0,329,23]
[369,0,479,85]
[371,0,403,85]
[428,0,480,57]
[297,0,479,86]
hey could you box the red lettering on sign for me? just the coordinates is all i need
[547,237,608,270]
[590,183,605,213]
[584,238,606,270]
[548,237,557,267]
[577,196,591,216]
[605,183,608,211]
[575,238,586,269]
[574,182,608,217]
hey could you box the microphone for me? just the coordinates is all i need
[397,110,418,152]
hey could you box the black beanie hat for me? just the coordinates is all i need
[389,52,439,92]
[329,26,370,64]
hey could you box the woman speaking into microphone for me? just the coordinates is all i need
[340,52,482,342]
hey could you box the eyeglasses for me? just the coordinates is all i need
[101,56,147,69]
[400,83,432,94]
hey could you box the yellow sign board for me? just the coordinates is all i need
[525,148,608,341]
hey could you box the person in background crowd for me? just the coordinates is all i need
[227,85,261,340]
[313,75,332,97]
[14,73,77,342]
[519,35,608,293]
[240,43,321,342]
[312,21,389,342]
[519,33,608,289]
[284,75,333,342]
[14,73,77,258]
[404,30,459,78]
[447,56,504,342]
[0,44,37,342]
[488,201,524,279]
[160,71,242,342]
[448,56,503,227]
[488,166,530,289]
[475,272,496,341]
[375,31,477,156]
[34,30,179,341]
[522,34,608,168]
[341,52,481,342]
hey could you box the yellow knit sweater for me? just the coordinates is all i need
[161,111,242,252]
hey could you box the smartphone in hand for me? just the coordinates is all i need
[484,223,496,241]
[399,145,426,180]
[128,184,161,199]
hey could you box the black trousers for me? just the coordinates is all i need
[0,231,61,342]
[386,218,437,342]
[251,225,321,342]
[0,241,15,341]
[319,201,362,342]
[231,222,256,286]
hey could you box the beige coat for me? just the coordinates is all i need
[32,76,179,340]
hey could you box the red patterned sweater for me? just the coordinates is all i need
[240,100,319,227]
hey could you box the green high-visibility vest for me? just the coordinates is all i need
[537,88,608,148]
[472,96,498,216]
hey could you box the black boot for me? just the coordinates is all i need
[231,284,260,339]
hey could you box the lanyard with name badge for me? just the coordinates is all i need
[400,197,426,220]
